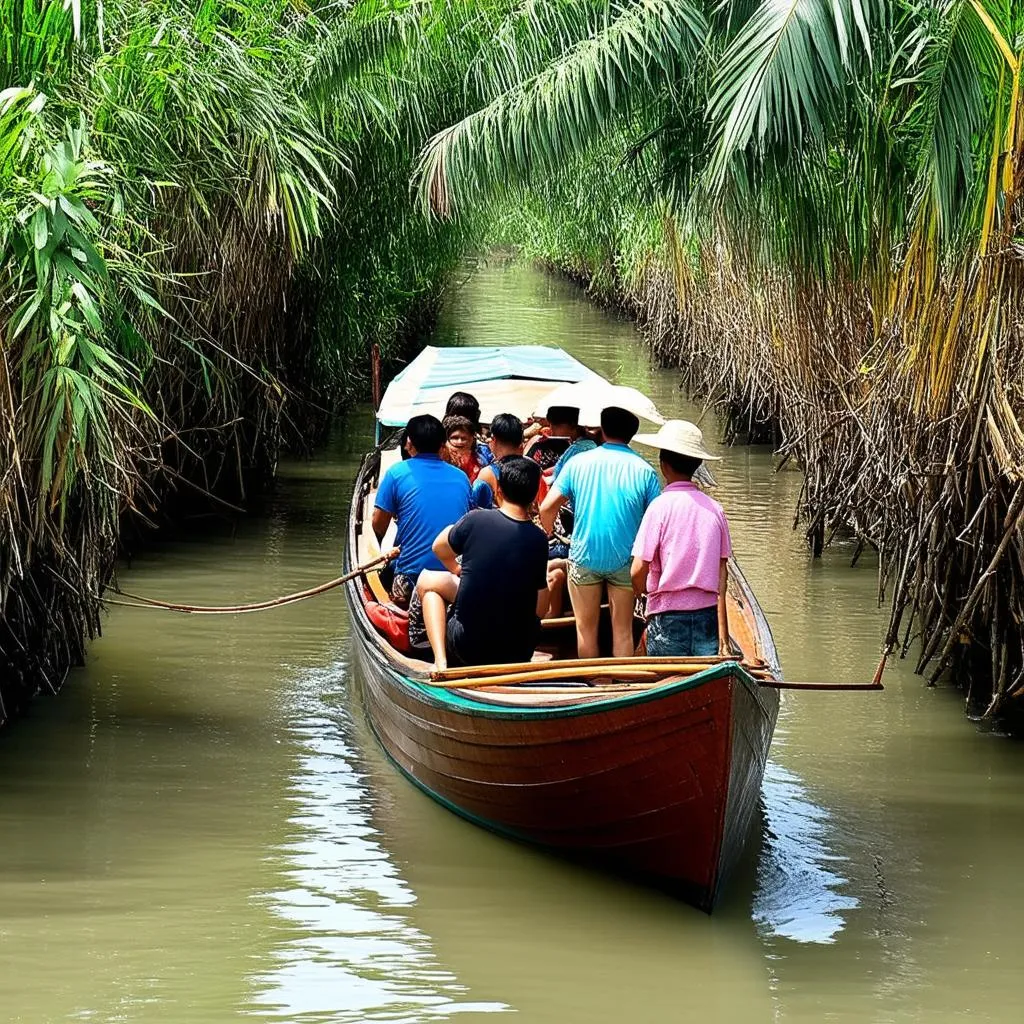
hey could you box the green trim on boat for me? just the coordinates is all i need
[403,661,756,718]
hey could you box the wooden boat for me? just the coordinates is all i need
[344,346,781,912]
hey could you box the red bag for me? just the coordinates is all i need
[537,468,553,506]
[365,601,411,652]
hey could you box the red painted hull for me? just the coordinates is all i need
[348,602,778,911]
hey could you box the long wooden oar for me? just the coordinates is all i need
[464,679,884,694]
[430,672,884,693]
[427,661,773,690]
[429,657,882,692]
[429,654,758,681]
[108,548,400,615]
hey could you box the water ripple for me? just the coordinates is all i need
[752,757,859,945]
[249,661,506,1022]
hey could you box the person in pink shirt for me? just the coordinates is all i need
[629,421,732,658]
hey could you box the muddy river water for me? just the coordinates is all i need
[2,261,1021,1023]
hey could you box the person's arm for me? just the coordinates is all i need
[477,464,497,495]
[371,507,393,543]
[717,511,733,656]
[435,513,472,575]
[539,484,568,536]
[631,556,650,600]
[431,526,461,575]
[534,541,551,617]
[630,506,657,601]
[373,468,399,542]
[717,559,730,657]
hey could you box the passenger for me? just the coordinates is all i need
[441,414,482,482]
[547,406,597,559]
[527,406,582,470]
[630,421,732,658]
[445,390,481,423]
[445,391,494,467]
[539,406,660,659]
[472,413,524,509]
[372,414,471,609]
[416,456,550,670]
[551,410,597,480]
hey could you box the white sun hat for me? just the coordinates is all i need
[633,420,722,461]
[535,381,664,426]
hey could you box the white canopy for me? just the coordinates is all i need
[376,345,606,427]
[535,381,665,426]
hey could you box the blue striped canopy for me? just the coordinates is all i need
[376,345,603,427]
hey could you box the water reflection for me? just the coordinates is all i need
[251,660,506,1022]
[754,755,858,945]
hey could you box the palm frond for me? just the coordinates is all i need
[416,0,708,217]
[704,0,880,189]
[896,0,1009,240]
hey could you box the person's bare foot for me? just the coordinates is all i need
[432,660,447,673]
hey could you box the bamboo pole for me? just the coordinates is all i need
[109,548,400,615]
[430,654,762,681]
[446,678,882,694]
[427,662,773,690]
[427,668,670,689]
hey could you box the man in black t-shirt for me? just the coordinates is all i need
[416,456,550,670]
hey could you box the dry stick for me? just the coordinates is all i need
[927,481,1024,683]
[108,548,400,615]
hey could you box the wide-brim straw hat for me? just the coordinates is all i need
[535,381,664,427]
[633,420,722,461]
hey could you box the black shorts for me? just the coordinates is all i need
[445,617,472,668]
[445,617,538,669]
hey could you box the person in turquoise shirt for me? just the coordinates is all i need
[540,406,660,659]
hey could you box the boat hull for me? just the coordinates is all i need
[347,596,778,910]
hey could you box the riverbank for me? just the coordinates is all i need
[0,2,477,730]
[507,240,1024,730]
[0,280,449,731]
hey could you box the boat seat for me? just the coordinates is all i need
[366,569,391,605]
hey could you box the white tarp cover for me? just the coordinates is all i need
[533,381,665,426]
[376,345,605,427]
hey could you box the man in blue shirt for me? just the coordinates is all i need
[372,414,471,608]
[540,406,660,658]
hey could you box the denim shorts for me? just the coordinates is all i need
[568,560,632,590]
[646,606,719,657]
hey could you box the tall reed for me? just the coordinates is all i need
[0,0,480,725]
[426,0,1024,723]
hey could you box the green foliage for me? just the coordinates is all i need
[417,0,1021,262]
[0,0,484,713]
